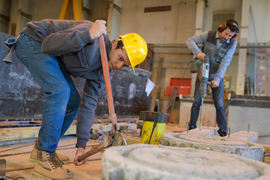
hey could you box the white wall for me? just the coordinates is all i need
[248,0,270,43]
[110,0,121,40]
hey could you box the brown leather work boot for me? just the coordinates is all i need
[30,139,69,164]
[33,150,73,179]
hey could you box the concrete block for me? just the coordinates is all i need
[102,144,270,180]
[161,127,264,161]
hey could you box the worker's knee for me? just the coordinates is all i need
[45,82,71,101]
[214,99,224,110]
[192,100,201,108]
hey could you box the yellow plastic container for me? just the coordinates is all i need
[141,120,166,145]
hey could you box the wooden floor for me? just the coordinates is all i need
[0,124,185,179]
[1,136,103,180]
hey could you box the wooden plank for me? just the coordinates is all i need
[150,57,164,111]
[94,118,138,123]
[264,145,270,153]
[0,124,76,142]
[0,122,18,126]
[166,87,178,123]
[265,157,270,164]
[166,123,186,133]
[0,119,138,143]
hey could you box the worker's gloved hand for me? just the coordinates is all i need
[196,52,206,61]
[211,80,219,88]
[89,20,107,40]
[74,147,86,166]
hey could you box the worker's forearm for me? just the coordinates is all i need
[186,38,202,56]
[76,107,96,149]
[76,79,104,148]
[185,31,208,57]
[76,92,99,148]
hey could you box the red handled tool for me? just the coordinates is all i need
[77,35,126,162]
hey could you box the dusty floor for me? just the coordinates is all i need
[1,136,103,180]
[0,124,185,180]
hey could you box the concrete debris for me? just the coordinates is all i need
[102,144,270,180]
[160,127,264,161]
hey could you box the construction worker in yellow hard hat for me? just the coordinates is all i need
[12,18,147,178]
[108,32,148,73]
[119,33,148,73]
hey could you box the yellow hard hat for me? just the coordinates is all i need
[119,33,148,73]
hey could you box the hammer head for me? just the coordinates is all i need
[111,131,127,146]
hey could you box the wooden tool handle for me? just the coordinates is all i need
[99,35,117,128]
[77,143,107,162]
[77,134,112,162]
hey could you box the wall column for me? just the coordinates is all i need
[191,0,205,96]
[236,0,250,95]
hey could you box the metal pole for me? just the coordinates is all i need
[200,97,204,130]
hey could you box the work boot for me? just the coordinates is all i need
[30,139,69,164]
[217,129,227,137]
[33,150,73,180]
[188,125,196,130]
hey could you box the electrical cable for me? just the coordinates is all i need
[175,60,195,96]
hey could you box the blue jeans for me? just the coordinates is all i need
[15,33,80,152]
[189,74,227,132]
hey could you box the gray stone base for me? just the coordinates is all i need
[102,144,270,180]
[160,127,264,161]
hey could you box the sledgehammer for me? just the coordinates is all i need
[77,35,127,162]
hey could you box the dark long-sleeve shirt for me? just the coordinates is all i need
[23,19,110,148]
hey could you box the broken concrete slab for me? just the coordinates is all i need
[102,144,270,180]
[160,127,264,161]
[230,130,258,143]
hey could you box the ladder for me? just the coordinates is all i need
[59,0,83,20]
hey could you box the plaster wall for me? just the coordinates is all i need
[203,0,242,32]
[119,0,196,44]
[228,106,270,144]
[248,0,270,43]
